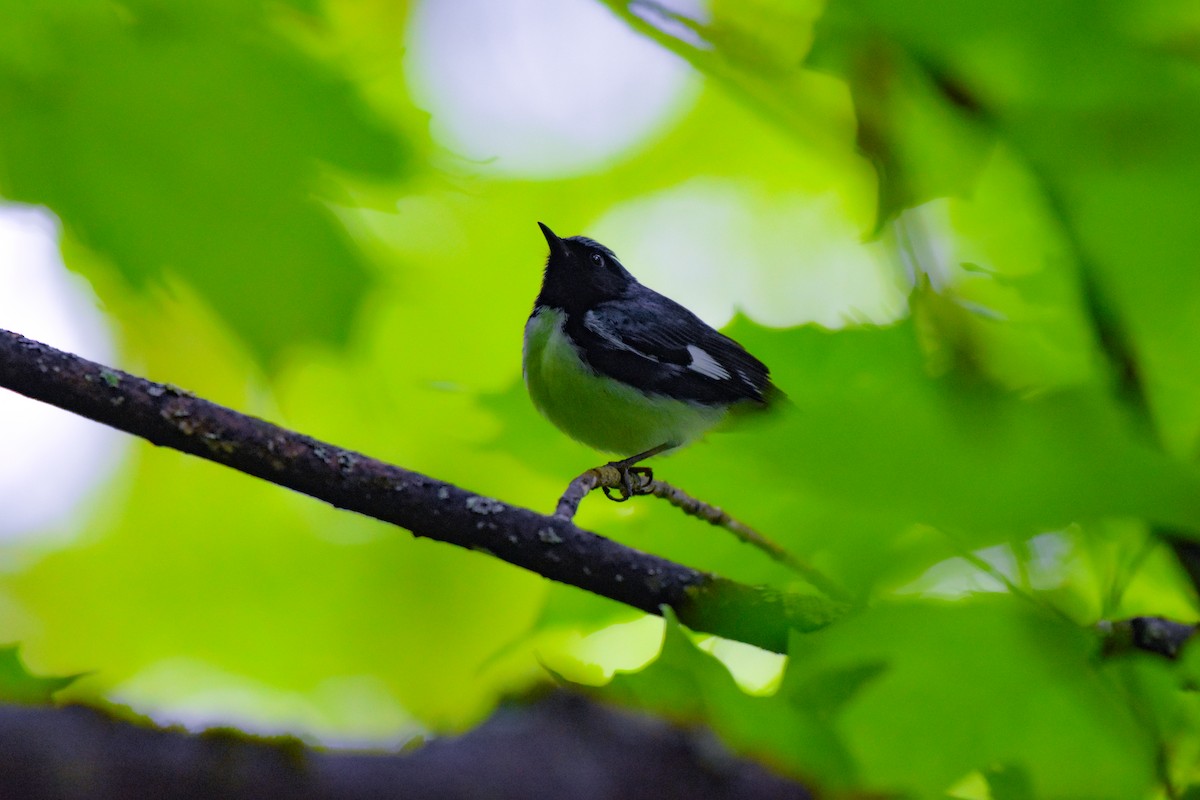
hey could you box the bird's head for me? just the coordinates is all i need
[536,222,635,315]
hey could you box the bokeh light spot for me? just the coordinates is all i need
[0,205,124,539]
[589,179,906,330]
[405,0,700,177]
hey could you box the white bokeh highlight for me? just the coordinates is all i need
[116,659,420,747]
[589,179,906,329]
[405,0,700,177]
[898,533,1072,599]
[0,205,123,539]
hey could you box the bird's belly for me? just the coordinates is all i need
[523,308,724,455]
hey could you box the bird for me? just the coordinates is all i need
[523,222,781,498]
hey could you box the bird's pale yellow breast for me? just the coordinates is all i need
[522,307,725,455]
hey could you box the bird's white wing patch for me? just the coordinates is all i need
[686,345,731,380]
[584,309,660,362]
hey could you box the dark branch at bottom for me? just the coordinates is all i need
[0,693,814,800]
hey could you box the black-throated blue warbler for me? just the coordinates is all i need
[523,222,780,492]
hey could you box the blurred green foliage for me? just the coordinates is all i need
[0,0,408,361]
[2,0,1200,795]
[0,645,79,704]
[596,607,1161,798]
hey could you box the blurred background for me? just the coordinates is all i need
[3,0,1200,795]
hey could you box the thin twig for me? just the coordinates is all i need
[555,468,606,520]
[554,467,853,603]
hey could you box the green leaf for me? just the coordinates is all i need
[806,0,1200,458]
[598,0,865,183]
[667,318,1200,593]
[783,598,1158,798]
[577,601,1161,797]
[0,645,80,704]
[0,0,409,363]
[809,33,995,224]
[592,611,861,788]
[984,763,1037,800]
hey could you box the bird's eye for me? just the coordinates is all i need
[590,253,604,267]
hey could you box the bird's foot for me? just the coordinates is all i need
[601,464,654,502]
[595,443,672,502]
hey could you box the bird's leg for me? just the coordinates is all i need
[601,442,673,502]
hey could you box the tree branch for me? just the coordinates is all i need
[0,330,845,654]
[1098,616,1197,660]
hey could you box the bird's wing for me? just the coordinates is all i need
[567,288,773,406]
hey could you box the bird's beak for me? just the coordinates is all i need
[538,222,569,259]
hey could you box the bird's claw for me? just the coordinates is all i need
[602,465,654,502]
